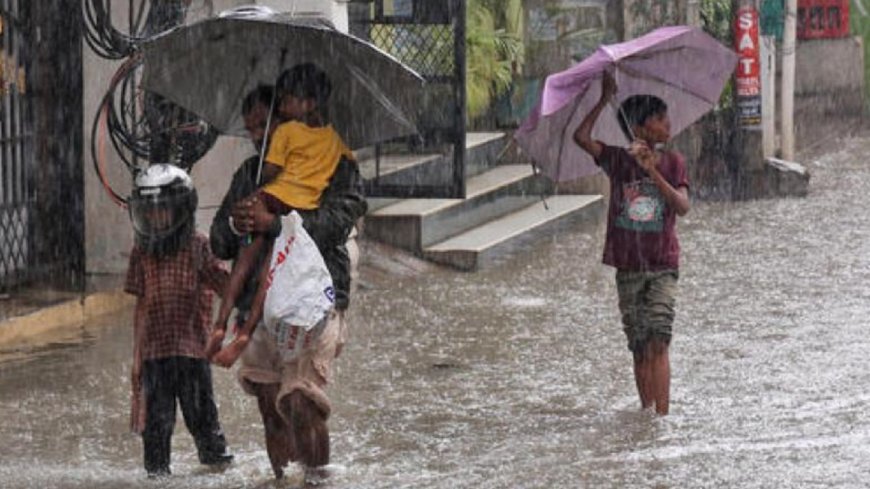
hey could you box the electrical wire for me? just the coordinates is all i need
[82,0,142,59]
[87,0,219,206]
[82,0,189,60]
[91,56,143,207]
[91,53,220,206]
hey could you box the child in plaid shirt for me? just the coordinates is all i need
[125,164,234,477]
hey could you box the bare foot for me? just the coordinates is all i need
[203,328,225,360]
[303,465,331,486]
[212,334,250,368]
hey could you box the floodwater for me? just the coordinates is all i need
[2,135,870,488]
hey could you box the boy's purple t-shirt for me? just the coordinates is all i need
[595,144,689,271]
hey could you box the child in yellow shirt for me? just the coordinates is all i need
[207,63,354,366]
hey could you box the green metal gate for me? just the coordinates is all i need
[350,0,467,198]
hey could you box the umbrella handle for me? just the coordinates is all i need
[603,68,635,143]
[609,98,636,143]
[254,103,275,186]
[254,48,288,186]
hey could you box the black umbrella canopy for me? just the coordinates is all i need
[140,11,425,149]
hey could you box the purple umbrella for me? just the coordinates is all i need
[515,26,737,182]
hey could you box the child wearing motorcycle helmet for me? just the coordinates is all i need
[124,164,234,477]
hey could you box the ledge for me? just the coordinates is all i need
[0,289,134,347]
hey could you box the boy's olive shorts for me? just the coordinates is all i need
[615,269,679,352]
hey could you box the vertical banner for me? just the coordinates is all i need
[735,6,761,128]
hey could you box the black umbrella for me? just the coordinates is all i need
[140,8,425,149]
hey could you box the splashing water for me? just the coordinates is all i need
[2,135,870,488]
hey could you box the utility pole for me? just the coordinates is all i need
[734,0,762,130]
[731,0,765,199]
[781,0,797,160]
[761,36,776,158]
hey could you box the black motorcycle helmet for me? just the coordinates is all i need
[128,164,198,256]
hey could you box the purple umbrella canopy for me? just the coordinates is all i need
[515,26,737,182]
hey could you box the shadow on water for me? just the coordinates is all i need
[3,135,870,487]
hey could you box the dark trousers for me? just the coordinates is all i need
[142,356,228,473]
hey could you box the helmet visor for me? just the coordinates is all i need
[129,190,191,239]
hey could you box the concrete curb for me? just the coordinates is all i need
[0,289,134,346]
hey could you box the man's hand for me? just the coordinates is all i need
[231,195,277,234]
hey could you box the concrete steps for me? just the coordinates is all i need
[365,164,548,251]
[422,195,603,271]
[362,131,604,271]
[359,132,505,190]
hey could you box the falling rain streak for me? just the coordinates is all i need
[1,134,869,488]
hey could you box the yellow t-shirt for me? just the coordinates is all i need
[262,121,354,210]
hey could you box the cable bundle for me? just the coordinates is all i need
[86,1,220,207]
[83,0,188,60]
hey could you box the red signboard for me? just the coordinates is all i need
[798,0,850,39]
[735,7,760,97]
[735,6,761,127]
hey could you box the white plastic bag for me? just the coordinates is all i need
[263,212,335,360]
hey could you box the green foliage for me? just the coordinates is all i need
[629,0,682,38]
[849,0,870,107]
[700,0,734,108]
[699,0,734,44]
[466,0,524,119]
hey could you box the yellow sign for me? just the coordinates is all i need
[0,52,5,97]
[0,49,26,96]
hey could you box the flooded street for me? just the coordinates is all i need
[2,135,870,488]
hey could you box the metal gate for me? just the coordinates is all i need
[0,1,33,291]
[0,1,85,292]
[350,0,466,198]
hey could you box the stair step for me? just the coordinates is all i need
[364,165,548,250]
[371,165,537,217]
[366,197,400,212]
[422,195,604,271]
[358,132,509,194]
[466,131,505,148]
[358,153,441,181]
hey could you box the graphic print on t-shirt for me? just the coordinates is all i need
[615,178,664,232]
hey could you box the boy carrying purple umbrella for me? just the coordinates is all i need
[574,72,690,416]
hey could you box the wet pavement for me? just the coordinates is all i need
[2,135,870,488]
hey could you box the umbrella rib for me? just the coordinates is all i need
[345,63,417,131]
[616,62,719,105]
[141,16,425,145]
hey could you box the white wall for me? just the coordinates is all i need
[257,0,349,32]
[83,0,348,273]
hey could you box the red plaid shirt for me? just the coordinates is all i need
[125,234,228,361]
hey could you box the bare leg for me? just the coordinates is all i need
[220,234,267,324]
[252,383,295,479]
[648,339,670,415]
[207,234,266,359]
[633,347,654,411]
[281,391,330,469]
[212,239,273,368]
